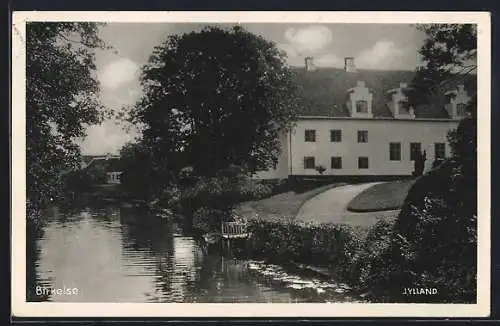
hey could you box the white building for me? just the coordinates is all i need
[254,57,474,180]
[81,153,123,184]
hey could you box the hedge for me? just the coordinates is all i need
[246,218,365,280]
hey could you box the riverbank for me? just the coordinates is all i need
[229,182,404,301]
[28,202,368,303]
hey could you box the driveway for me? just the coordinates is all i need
[295,182,400,227]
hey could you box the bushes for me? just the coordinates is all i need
[390,159,477,303]
[178,168,275,232]
[347,219,413,301]
[192,207,229,233]
[344,116,477,303]
[247,218,364,278]
[389,117,476,303]
[345,161,476,303]
[258,178,291,196]
[179,173,273,213]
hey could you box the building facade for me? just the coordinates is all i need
[253,57,473,180]
[81,153,123,185]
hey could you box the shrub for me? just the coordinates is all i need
[192,207,230,233]
[345,116,477,303]
[347,219,414,301]
[391,160,477,302]
[180,171,274,212]
[247,218,364,278]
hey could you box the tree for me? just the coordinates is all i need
[130,25,298,180]
[391,24,477,302]
[26,22,110,217]
[406,24,477,108]
[118,140,176,201]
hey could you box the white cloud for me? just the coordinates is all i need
[80,120,137,155]
[355,40,406,70]
[98,58,139,89]
[315,54,343,68]
[284,25,333,55]
[277,43,298,58]
[277,43,304,66]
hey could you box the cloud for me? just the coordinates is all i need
[80,120,138,155]
[98,58,139,89]
[315,54,343,68]
[277,43,304,66]
[355,40,406,70]
[284,25,333,55]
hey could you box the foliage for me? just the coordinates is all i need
[129,25,299,181]
[406,24,477,108]
[347,219,413,302]
[118,140,174,200]
[258,178,291,196]
[179,166,273,215]
[393,158,476,302]
[353,24,478,303]
[352,116,477,303]
[64,169,95,192]
[247,219,364,278]
[192,207,230,233]
[26,22,109,214]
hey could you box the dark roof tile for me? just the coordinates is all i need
[290,67,476,119]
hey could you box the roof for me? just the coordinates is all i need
[290,67,476,119]
[81,155,121,171]
[81,155,102,166]
[85,157,121,172]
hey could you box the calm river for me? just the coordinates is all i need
[27,202,363,303]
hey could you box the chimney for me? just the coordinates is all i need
[305,56,316,72]
[345,57,356,73]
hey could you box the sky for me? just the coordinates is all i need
[80,23,426,155]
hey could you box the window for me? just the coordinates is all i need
[358,157,369,169]
[356,100,368,113]
[305,129,316,142]
[435,143,446,160]
[389,142,401,161]
[304,156,315,169]
[410,142,422,161]
[331,157,342,169]
[330,129,342,142]
[456,103,467,116]
[357,130,368,143]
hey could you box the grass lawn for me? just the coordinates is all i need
[346,179,417,212]
[235,182,346,221]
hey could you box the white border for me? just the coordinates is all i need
[11,11,491,318]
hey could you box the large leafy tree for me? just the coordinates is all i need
[26,22,109,216]
[130,25,298,180]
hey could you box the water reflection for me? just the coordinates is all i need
[28,202,358,303]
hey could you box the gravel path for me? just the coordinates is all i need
[295,182,400,227]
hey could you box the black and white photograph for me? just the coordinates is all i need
[11,11,490,318]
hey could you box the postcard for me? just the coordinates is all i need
[11,11,491,318]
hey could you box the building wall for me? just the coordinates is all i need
[288,118,459,177]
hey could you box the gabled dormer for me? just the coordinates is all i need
[386,82,415,119]
[445,84,470,120]
[346,81,373,118]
